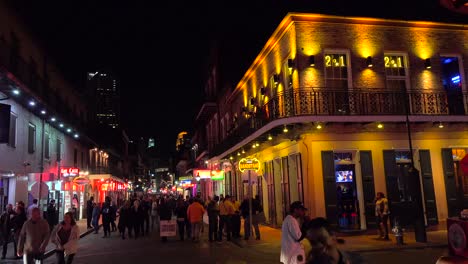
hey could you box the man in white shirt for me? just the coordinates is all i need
[27,199,38,219]
[280,201,307,264]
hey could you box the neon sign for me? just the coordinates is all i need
[238,158,260,172]
[61,168,80,177]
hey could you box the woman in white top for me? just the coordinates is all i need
[50,212,80,264]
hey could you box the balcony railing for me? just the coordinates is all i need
[264,88,466,119]
[212,88,467,156]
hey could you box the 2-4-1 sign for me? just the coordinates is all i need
[238,158,260,172]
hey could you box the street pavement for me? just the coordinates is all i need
[0,218,456,264]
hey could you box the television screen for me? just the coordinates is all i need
[335,170,353,183]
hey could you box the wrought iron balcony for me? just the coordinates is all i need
[264,88,466,119]
[211,87,467,156]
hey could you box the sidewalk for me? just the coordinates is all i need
[0,217,100,262]
[231,220,448,253]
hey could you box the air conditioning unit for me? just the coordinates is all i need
[447,218,468,259]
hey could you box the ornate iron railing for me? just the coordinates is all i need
[263,88,466,120]
[212,88,467,156]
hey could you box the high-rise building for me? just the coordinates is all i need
[87,71,120,128]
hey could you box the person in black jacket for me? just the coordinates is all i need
[118,200,131,239]
[0,204,14,259]
[101,196,113,238]
[158,198,172,242]
[141,196,151,235]
[46,200,58,232]
[86,197,94,229]
[110,201,117,232]
[132,199,144,239]
[11,205,26,260]
[174,198,188,241]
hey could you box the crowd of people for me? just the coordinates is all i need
[0,198,79,264]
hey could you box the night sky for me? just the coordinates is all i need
[5,0,467,157]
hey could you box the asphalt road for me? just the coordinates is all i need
[39,229,451,264]
[42,228,279,264]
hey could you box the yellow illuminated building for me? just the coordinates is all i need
[199,13,468,230]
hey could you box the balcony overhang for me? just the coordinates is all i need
[196,102,217,121]
[211,114,468,161]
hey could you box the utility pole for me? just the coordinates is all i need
[404,91,427,243]
[38,117,45,208]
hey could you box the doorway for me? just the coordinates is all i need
[336,164,360,230]
[440,56,464,115]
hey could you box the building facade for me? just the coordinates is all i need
[0,2,125,221]
[87,70,120,129]
[200,13,468,230]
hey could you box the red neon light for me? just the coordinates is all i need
[60,168,80,176]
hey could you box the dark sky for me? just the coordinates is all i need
[6,0,467,157]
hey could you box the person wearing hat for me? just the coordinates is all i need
[281,201,307,264]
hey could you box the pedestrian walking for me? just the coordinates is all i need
[142,196,151,235]
[110,201,117,232]
[375,192,390,240]
[174,198,188,241]
[91,202,100,234]
[86,197,94,229]
[17,207,50,264]
[207,196,219,242]
[218,194,235,241]
[132,199,144,239]
[158,198,172,242]
[11,205,27,260]
[50,212,79,264]
[1,204,15,259]
[151,197,159,230]
[187,198,205,243]
[101,197,112,238]
[240,196,261,240]
[304,217,362,264]
[118,200,131,239]
[231,196,241,239]
[46,200,58,232]
[184,197,192,239]
[280,201,307,264]
[26,199,38,219]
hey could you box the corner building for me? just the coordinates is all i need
[206,13,468,230]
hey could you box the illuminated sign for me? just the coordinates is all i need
[238,158,260,172]
[384,55,405,68]
[61,168,80,177]
[192,169,225,181]
[73,176,90,185]
[325,54,346,67]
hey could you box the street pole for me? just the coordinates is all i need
[405,92,427,243]
[38,118,45,208]
[248,170,253,238]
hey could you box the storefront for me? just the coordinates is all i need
[192,169,225,200]
[88,174,127,207]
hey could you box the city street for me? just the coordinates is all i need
[32,225,447,264]
[42,227,278,264]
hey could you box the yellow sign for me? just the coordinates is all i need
[238,158,260,172]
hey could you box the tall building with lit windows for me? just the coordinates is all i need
[197,13,468,232]
[87,70,120,129]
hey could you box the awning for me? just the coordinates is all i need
[88,174,125,183]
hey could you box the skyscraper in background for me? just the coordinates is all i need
[87,70,120,128]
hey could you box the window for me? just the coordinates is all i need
[8,113,16,148]
[56,139,62,161]
[44,133,50,159]
[27,123,36,154]
[384,54,408,90]
[324,52,349,89]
